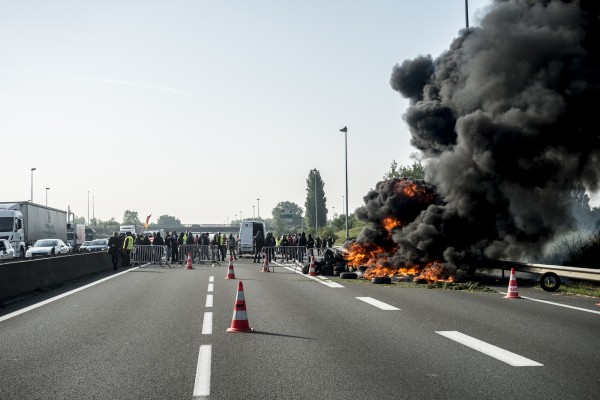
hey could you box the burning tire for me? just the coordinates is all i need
[339,272,357,279]
[333,265,346,272]
[540,272,561,292]
[371,277,392,284]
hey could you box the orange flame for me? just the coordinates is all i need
[383,217,401,233]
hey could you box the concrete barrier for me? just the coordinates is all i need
[0,252,113,302]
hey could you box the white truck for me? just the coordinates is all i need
[0,202,68,258]
[238,220,266,257]
[119,225,141,236]
[66,223,86,252]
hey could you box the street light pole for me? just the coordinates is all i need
[465,0,469,28]
[257,198,260,219]
[87,190,90,225]
[30,168,36,203]
[45,187,50,206]
[313,169,318,235]
[253,205,255,219]
[340,126,349,239]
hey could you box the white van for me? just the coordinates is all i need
[238,221,266,257]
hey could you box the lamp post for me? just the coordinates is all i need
[465,0,469,28]
[313,169,318,235]
[257,198,260,219]
[87,190,90,225]
[253,206,255,219]
[240,210,243,221]
[339,126,349,239]
[30,168,36,203]
[45,187,50,206]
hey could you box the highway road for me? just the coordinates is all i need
[1,258,599,399]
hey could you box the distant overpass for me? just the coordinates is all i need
[161,224,240,234]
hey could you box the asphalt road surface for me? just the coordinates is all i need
[1,258,599,399]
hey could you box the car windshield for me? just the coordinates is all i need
[90,240,106,245]
[35,240,58,247]
[82,242,92,246]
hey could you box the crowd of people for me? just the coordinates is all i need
[252,231,335,263]
[107,229,336,271]
[108,230,238,270]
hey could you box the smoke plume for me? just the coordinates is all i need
[360,0,600,272]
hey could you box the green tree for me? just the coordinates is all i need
[304,169,328,234]
[122,210,141,225]
[156,215,182,227]
[72,216,86,225]
[271,201,303,236]
[383,160,426,180]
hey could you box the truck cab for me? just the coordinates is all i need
[0,208,25,258]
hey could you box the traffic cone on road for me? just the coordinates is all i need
[225,256,236,279]
[227,281,253,333]
[261,253,270,273]
[308,255,317,276]
[504,268,521,299]
[185,252,193,270]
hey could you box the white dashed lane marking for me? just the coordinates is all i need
[436,331,543,367]
[356,297,400,310]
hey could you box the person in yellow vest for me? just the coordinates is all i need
[123,232,134,267]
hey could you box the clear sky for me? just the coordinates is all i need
[0,0,492,225]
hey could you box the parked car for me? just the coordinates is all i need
[80,239,109,252]
[0,239,15,260]
[25,239,70,258]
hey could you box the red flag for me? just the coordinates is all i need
[144,214,152,229]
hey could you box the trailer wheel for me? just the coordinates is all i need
[540,272,560,292]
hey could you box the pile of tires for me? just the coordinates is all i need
[333,261,346,276]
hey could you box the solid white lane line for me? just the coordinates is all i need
[436,331,543,367]
[193,344,212,398]
[356,297,400,310]
[205,294,213,308]
[202,312,213,335]
[281,265,345,288]
[498,292,600,315]
[209,276,214,283]
[207,283,214,292]
[0,266,141,324]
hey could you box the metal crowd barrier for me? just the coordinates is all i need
[176,244,223,266]
[262,246,308,264]
[131,245,170,268]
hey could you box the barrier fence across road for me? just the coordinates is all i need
[131,245,170,268]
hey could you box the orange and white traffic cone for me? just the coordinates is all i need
[261,253,270,273]
[185,252,193,270]
[225,256,236,279]
[227,281,253,333]
[308,255,317,276]
[504,268,521,299]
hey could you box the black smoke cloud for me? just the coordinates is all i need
[368,0,600,270]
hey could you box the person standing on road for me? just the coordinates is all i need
[298,232,307,263]
[253,231,264,263]
[123,232,134,267]
[228,233,237,260]
[265,232,276,262]
[281,234,289,261]
[108,232,120,271]
[306,233,314,259]
[171,231,179,263]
